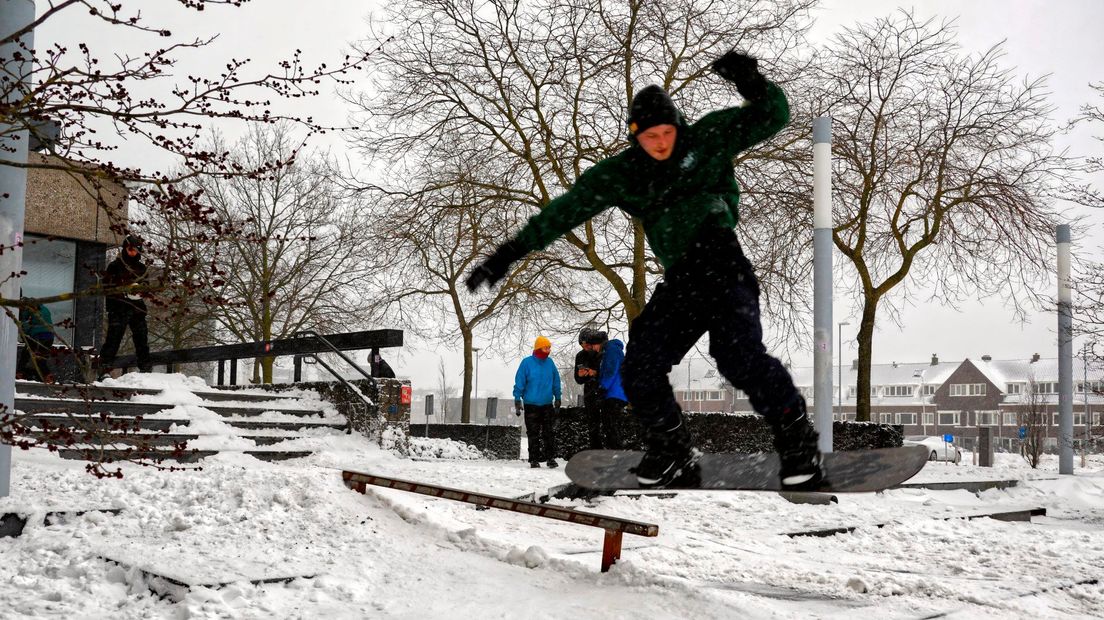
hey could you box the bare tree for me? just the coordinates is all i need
[1,1,382,476]
[803,11,1098,421]
[177,123,378,383]
[1019,378,1048,469]
[436,357,454,422]
[350,0,818,418]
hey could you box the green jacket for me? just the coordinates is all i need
[20,304,53,339]
[514,81,789,269]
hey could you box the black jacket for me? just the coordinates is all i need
[103,252,148,313]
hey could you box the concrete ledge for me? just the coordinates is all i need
[55,449,313,463]
[786,507,1046,538]
[99,556,314,602]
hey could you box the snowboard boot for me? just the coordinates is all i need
[633,419,701,488]
[771,397,824,491]
[529,461,541,469]
[546,459,559,469]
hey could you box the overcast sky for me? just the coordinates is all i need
[36,0,1104,395]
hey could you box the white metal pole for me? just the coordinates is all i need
[1057,224,1073,475]
[813,117,833,453]
[0,0,36,498]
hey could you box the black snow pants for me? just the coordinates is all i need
[621,225,801,432]
[99,302,151,372]
[523,404,557,463]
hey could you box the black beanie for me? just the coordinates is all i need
[628,85,679,135]
[123,234,143,251]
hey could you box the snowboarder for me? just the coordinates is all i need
[97,234,152,377]
[513,335,562,468]
[466,51,822,489]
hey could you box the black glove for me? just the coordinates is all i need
[514,399,524,417]
[711,50,768,100]
[465,240,527,292]
[553,398,561,413]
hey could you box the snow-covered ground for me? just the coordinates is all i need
[3,378,1104,619]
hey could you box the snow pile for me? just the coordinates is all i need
[3,428,1104,617]
[405,436,485,460]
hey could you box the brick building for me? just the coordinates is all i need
[674,353,1103,452]
[22,152,127,349]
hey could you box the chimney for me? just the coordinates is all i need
[981,355,992,362]
[930,354,938,366]
[851,358,858,370]
[1031,353,1040,363]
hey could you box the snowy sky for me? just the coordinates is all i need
[34,0,1104,397]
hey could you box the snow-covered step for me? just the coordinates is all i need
[14,398,325,418]
[16,380,304,403]
[54,448,314,463]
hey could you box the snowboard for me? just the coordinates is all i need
[565,445,929,492]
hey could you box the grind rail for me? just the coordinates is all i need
[342,470,658,572]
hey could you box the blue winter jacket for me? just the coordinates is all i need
[598,339,627,403]
[513,355,562,406]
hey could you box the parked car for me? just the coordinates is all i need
[904,436,962,463]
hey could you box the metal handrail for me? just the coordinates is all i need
[292,330,378,435]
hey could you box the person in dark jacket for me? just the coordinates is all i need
[17,298,55,382]
[513,335,562,468]
[368,347,396,379]
[97,234,152,376]
[466,51,821,489]
[575,328,603,448]
[593,331,626,450]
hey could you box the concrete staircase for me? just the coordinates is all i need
[13,380,347,463]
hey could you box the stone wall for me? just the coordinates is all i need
[549,408,902,459]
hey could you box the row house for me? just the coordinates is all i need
[672,353,1104,452]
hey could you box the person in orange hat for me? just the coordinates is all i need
[513,335,562,468]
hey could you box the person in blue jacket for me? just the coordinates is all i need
[513,335,562,468]
[580,329,625,450]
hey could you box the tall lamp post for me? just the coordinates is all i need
[914,369,926,436]
[837,321,849,421]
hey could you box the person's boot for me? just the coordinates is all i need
[545,459,559,468]
[529,461,541,469]
[771,397,824,490]
[633,419,700,488]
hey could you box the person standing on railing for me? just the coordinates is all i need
[513,335,562,468]
[97,234,152,378]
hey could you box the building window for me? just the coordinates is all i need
[1006,383,1023,394]
[848,386,856,398]
[950,383,986,397]
[1035,382,1058,394]
[709,391,723,401]
[1052,413,1060,426]
[21,235,77,344]
[1003,412,1018,426]
[921,384,937,396]
[878,412,894,424]
[1077,381,1104,393]
[898,412,917,425]
[871,386,880,397]
[976,412,997,426]
[1074,412,1086,426]
[885,385,913,397]
[923,412,935,426]
[732,389,748,400]
[938,412,958,425]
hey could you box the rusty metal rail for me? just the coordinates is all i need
[342,470,658,572]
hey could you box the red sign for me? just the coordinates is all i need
[400,385,412,405]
